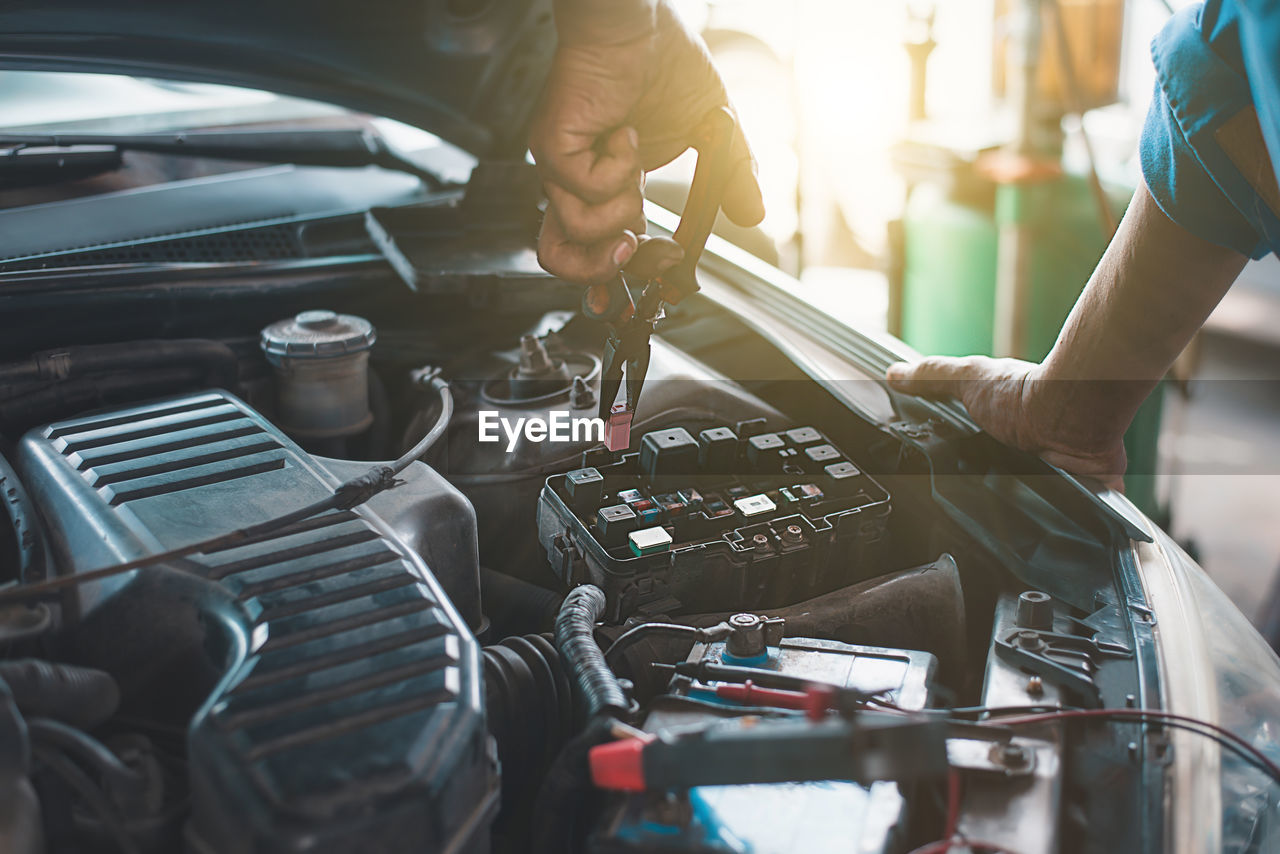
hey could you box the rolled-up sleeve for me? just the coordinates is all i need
[1139,3,1280,258]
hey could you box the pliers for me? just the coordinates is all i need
[583,107,738,451]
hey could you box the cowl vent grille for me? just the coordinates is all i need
[0,223,304,273]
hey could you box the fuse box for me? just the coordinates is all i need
[537,423,892,618]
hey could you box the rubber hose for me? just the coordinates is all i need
[0,451,49,584]
[480,569,564,637]
[483,633,576,845]
[31,746,140,854]
[0,660,120,730]
[0,340,237,389]
[553,585,626,720]
[0,365,212,428]
[26,718,142,798]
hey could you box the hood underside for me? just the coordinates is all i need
[0,0,556,157]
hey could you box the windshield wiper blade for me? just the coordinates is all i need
[0,144,123,189]
[0,128,450,190]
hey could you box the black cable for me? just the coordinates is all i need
[0,376,452,606]
[603,623,700,670]
[1135,718,1280,783]
[934,705,1280,786]
[26,717,142,797]
[876,698,1280,787]
[529,717,613,854]
[554,585,628,720]
[983,706,1274,783]
[32,745,141,854]
[1000,709,1280,786]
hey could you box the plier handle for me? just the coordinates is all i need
[587,107,738,450]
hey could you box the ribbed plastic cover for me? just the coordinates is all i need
[18,391,495,853]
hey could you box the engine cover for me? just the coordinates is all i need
[17,391,496,853]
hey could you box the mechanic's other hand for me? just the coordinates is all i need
[886,356,1128,491]
[530,0,764,285]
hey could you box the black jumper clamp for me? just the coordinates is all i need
[582,107,738,451]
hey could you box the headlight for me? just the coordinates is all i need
[1136,523,1280,852]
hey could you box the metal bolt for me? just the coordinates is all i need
[570,375,595,409]
[752,533,771,551]
[991,741,1030,769]
[1013,630,1046,652]
[726,613,767,659]
[781,524,804,544]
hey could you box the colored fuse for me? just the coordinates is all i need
[653,493,688,519]
[630,498,662,525]
[618,488,644,504]
[778,487,799,503]
[629,526,673,557]
[677,488,704,510]
[794,483,825,501]
[726,485,751,499]
[702,494,735,519]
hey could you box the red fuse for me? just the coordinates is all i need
[604,404,633,452]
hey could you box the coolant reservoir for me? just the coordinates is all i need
[259,310,376,439]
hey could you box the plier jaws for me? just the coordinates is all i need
[582,107,738,451]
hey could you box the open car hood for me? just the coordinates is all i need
[0,0,555,157]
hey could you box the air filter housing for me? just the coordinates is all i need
[17,390,494,853]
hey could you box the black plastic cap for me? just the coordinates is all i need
[698,426,739,473]
[565,467,604,512]
[639,427,699,479]
[747,433,785,471]
[597,503,639,546]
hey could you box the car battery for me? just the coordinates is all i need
[537,424,892,618]
[589,635,937,854]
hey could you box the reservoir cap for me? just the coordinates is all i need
[261,310,376,359]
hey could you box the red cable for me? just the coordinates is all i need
[944,769,962,841]
[990,708,1280,781]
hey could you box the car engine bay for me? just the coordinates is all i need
[0,183,1173,854]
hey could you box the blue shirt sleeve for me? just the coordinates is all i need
[1139,2,1280,258]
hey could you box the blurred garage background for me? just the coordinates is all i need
[648,0,1280,638]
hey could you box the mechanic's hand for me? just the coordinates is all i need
[886,356,1129,490]
[530,0,764,285]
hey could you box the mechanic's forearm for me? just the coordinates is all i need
[1034,180,1247,440]
[554,0,657,45]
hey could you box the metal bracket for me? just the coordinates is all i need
[994,626,1130,706]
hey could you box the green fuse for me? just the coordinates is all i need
[629,526,673,557]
